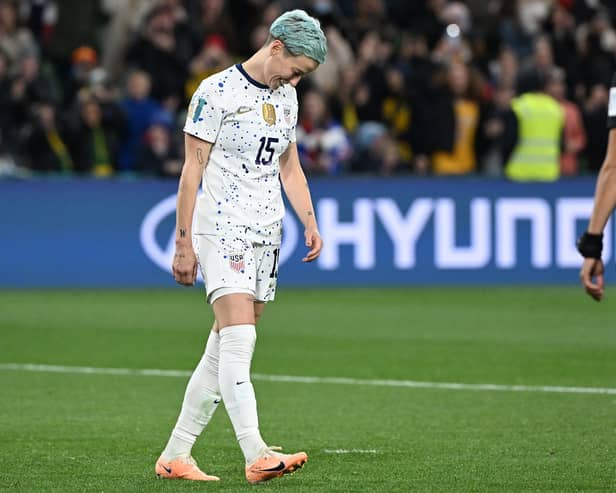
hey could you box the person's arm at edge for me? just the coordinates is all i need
[587,129,616,234]
[279,142,322,262]
[579,129,616,300]
[172,133,213,285]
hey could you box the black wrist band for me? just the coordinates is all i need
[576,232,603,259]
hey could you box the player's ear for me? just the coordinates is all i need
[270,39,284,56]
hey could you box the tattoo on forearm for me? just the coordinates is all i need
[307,211,313,216]
[196,148,204,167]
[179,228,187,238]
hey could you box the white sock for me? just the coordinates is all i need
[161,329,221,460]
[218,324,267,464]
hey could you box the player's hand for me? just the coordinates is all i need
[580,257,605,301]
[172,244,198,286]
[302,229,322,262]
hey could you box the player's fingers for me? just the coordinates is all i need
[302,246,320,262]
[582,272,603,301]
[595,272,605,291]
[192,262,198,285]
[585,285,603,301]
[592,273,605,301]
[302,235,322,262]
[174,265,192,286]
[302,252,317,262]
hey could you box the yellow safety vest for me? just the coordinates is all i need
[505,93,564,181]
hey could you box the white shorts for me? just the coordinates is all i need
[194,234,280,304]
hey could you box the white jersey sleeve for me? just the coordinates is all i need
[609,72,616,130]
[184,79,226,143]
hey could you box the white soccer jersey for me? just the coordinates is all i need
[184,64,299,245]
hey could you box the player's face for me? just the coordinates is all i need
[265,41,319,90]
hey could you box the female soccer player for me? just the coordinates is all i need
[154,10,326,484]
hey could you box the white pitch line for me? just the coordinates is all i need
[1,363,615,396]
[323,449,379,454]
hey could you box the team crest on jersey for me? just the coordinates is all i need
[229,253,245,273]
[283,105,292,125]
[262,103,276,125]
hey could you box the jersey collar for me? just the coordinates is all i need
[235,63,269,90]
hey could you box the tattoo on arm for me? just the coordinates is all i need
[307,211,313,216]
[196,148,204,168]
[179,228,187,238]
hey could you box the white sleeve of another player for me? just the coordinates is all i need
[184,80,225,143]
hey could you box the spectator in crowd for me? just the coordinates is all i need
[342,30,389,125]
[381,65,412,166]
[496,1,534,60]
[8,50,57,141]
[478,83,515,176]
[583,82,609,173]
[135,110,182,177]
[543,3,577,92]
[429,60,484,175]
[517,34,556,96]
[489,47,520,90]
[351,121,403,175]
[20,100,73,173]
[63,46,100,107]
[65,93,123,176]
[575,8,616,98]
[504,72,564,181]
[188,0,238,57]
[296,88,352,175]
[545,66,586,176]
[126,4,191,111]
[0,0,38,75]
[185,34,232,100]
[101,0,157,81]
[118,69,164,172]
[346,0,389,46]
[308,3,354,98]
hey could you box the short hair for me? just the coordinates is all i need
[269,9,327,65]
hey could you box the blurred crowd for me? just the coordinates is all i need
[1,0,615,179]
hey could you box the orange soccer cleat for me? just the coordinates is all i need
[155,455,220,481]
[245,446,308,484]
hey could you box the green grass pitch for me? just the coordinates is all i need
[1,287,615,492]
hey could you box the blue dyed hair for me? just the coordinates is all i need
[269,9,327,65]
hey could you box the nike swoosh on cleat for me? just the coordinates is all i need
[213,399,221,404]
[257,461,286,472]
[160,464,172,474]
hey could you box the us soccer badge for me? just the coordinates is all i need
[229,253,245,273]
[283,105,292,125]
[262,103,276,125]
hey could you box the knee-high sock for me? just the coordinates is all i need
[161,329,221,460]
[218,324,267,463]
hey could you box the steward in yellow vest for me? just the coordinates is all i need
[505,87,564,181]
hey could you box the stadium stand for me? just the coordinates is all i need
[0,0,615,178]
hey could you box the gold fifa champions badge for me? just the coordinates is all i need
[262,103,276,125]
